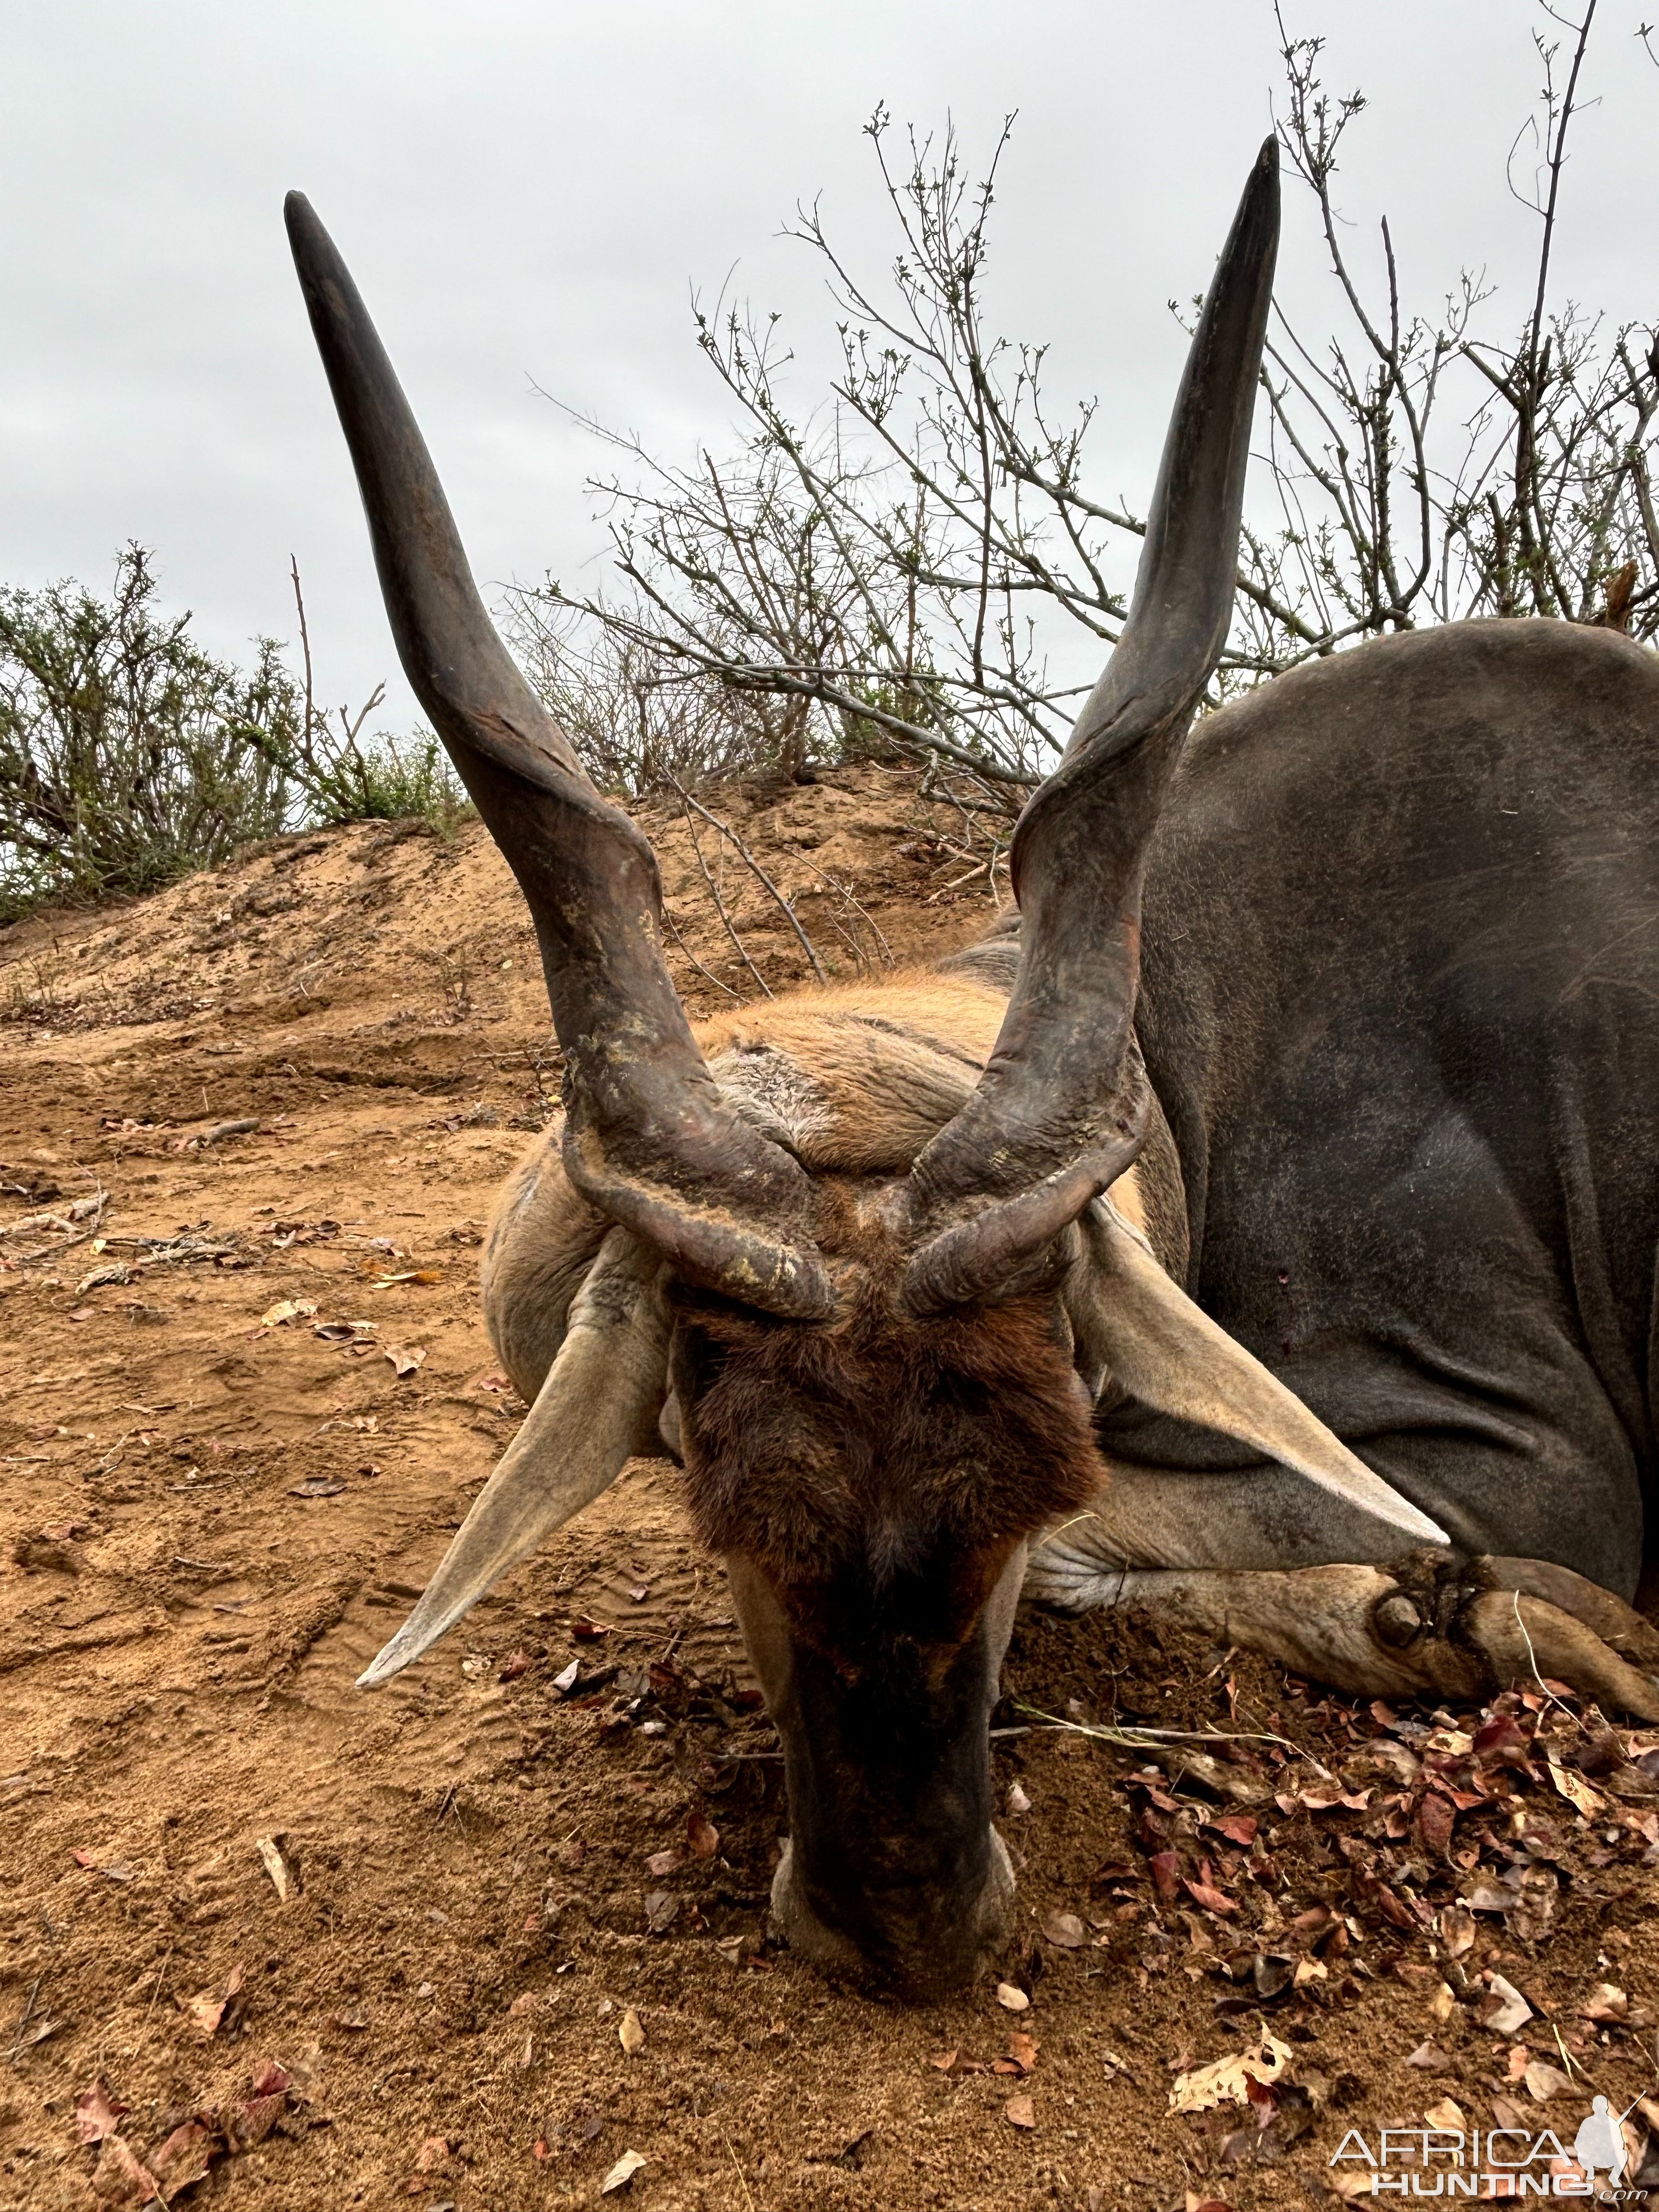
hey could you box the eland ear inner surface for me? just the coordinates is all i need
[284,192,830,1320]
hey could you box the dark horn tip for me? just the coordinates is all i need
[1257,133,1279,173]
[283,192,331,275]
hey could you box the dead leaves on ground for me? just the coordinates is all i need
[935,2030,1041,2094]
[75,2081,128,2144]
[258,1297,317,1330]
[256,1833,298,1902]
[182,1963,244,2038]
[77,2059,303,2206]
[1097,1678,1659,2028]
[1041,1907,1086,1948]
[601,2147,648,2193]
[1169,2032,1293,2114]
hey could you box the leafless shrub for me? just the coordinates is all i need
[511,2,1656,792]
[1243,0,1659,670]
[505,600,824,794]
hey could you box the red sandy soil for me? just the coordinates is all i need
[2,766,1656,2212]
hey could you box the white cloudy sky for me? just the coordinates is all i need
[2,1,1655,729]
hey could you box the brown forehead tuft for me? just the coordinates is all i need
[669,1184,1103,1595]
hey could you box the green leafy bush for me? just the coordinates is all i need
[0,545,302,921]
[0,547,471,924]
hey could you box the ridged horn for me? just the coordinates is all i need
[905,139,1279,1312]
[285,191,831,1319]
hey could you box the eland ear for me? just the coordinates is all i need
[357,1231,668,1687]
[1069,1201,1448,1549]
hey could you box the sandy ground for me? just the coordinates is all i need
[2,766,1657,2212]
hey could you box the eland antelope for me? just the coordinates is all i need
[285,139,1659,1999]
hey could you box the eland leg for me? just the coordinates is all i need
[1025,1465,1659,1722]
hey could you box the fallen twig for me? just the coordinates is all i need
[1013,1702,1328,1770]
[669,778,830,984]
[663,910,741,1001]
[679,805,772,999]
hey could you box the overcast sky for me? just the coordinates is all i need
[3,1,1656,729]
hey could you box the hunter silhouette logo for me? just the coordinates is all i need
[1572,2096,1645,2190]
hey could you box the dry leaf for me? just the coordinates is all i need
[1582,1982,1627,2022]
[1006,2032,1039,2074]
[686,1811,720,1859]
[601,2148,647,2193]
[91,2134,159,2207]
[551,1658,581,1696]
[1482,1974,1533,2038]
[287,1474,347,1498]
[1042,1909,1086,1948]
[1184,1876,1238,1917]
[182,1963,243,2037]
[1169,2033,1293,2115]
[256,1833,290,1901]
[1439,1904,1476,1958]
[383,1344,427,1378]
[1407,2041,1453,2069]
[932,2049,958,2072]
[1297,1781,1370,1812]
[414,2136,452,2172]
[1251,1954,1295,2002]
[646,1849,681,1878]
[1467,1882,1515,1914]
[149,2119,215,2192]
[1005,2095,1036,2130]
[75,2080,128,2145]
[643,1891,679,1935]
[1429,1981,1457,2022]
[1417,1790,1457,1855]
[1148,1850,1182,1901]
[259,1298,318,1328]
[996,1982,1030,2012]
[1524,2061,1572,2102]
[1547,1757,1605,1818]
[1423,2097,1466,2132]
[618,2007,646,2055]
[499,1650,531,1682]
[1007,1781,1031,1814]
